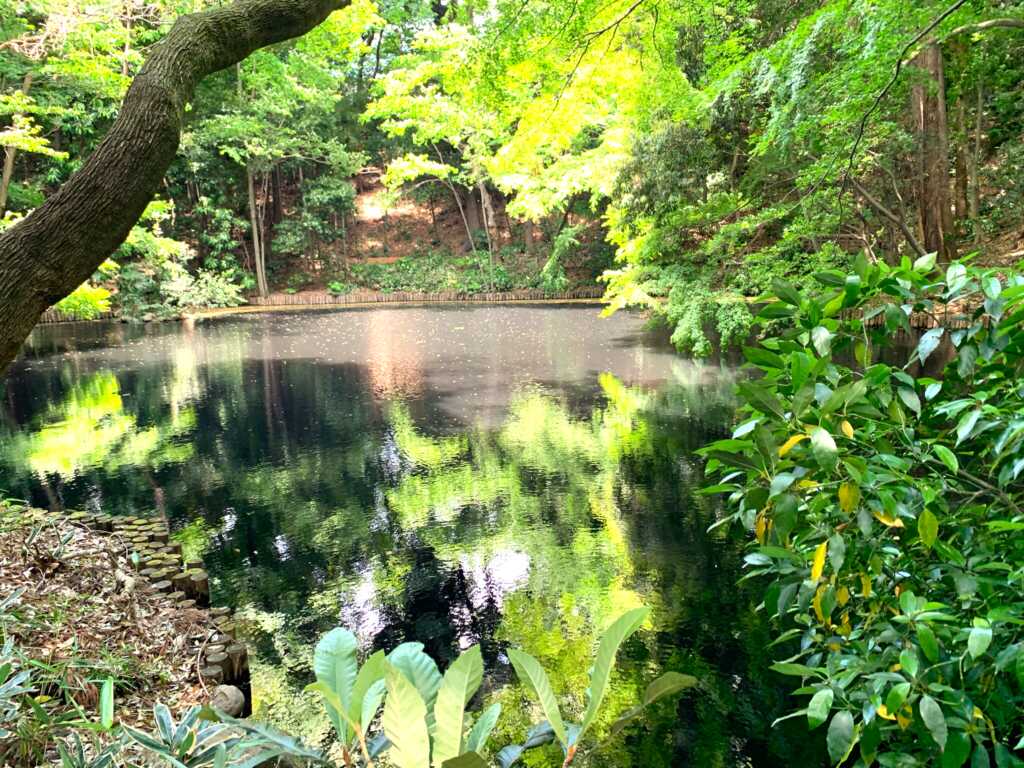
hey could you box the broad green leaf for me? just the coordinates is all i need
[383,667,431,768]
[737,381,786,419]
[606,670,699,738]
[772,278,802,306]
[641,672,698,706]
[577,607,650,743]
[442,753,488,768]
[507,649,567,746]
[956,409,981,446]
[899,648,919,678]
[743,345,785,369]
[916,328,944,364]
[826,710,855,765]
[351,650,388,737]
[314,628,359,740]
[898,387,921,415]
[389,642,443,712]
[942,731,971,768]
[812,326,833,357]
[885,682,910,714]
[968,619,992,659]
[100,677,114,730]
[919,695,947,750]
[770,662,822,677]
[917,625,939,662]
[433,645,484,765]
[933,445,958,473]
[465,702,501,753]
[918,508,938,549]
[914,252,937,272]
[306,681,362,743]
[807,688,833,730]
[810,427,838,470]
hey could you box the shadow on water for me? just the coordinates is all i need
[0,306,825,766]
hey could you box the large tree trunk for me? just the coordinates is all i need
[909,44,955,262]
[0,0,347,372]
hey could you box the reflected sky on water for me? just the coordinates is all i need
[0,305,824,766]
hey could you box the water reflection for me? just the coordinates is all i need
[0,306,823,766]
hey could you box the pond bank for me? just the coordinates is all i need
[0,502,250,762]
[36,287,605,325]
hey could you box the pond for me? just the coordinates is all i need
[0,305,823,766]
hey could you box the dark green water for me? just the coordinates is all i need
[0,305,822,766]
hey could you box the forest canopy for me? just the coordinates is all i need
[0,0,1022,354]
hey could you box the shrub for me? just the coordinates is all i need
[702,253,1024,766]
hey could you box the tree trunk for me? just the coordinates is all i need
[970,83,983,240]
[953,98,968,224]
[0,0,348,372]
[462,186,482,235]
[248,165,269,297]
[909,44,955,262]
[0,72,35,215]
[478,181,496,288]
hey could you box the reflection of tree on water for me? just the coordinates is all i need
[0,352,819,765]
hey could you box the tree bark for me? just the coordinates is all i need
[909,44,955,262]
[0,0,348,372]
[247,164,269,297]
[0,72,35,215]
[953,98,968,223]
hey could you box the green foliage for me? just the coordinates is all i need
[54,282,112,319]
[265,612,691,767]
[703,255,1024,765]
[327,280,354,296]
[346,251,539,294]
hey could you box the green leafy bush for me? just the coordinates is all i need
[702,254,1024,766]
[54,282,112,319]
[348,251,536,294]
[327,280,354,296]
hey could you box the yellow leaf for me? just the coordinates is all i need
[839,611,852,636]
[836,586,850,606]
[755,512,767,544]
[812,584,830,625]
[841,420,854,439]
[877,705,897,721]
[860,574,872,597]
[896,706,913,730]
[797,479,819,489]
[838,482,860,513]
[873,511,905,528]
[810,540,828,581]
[779,434,808,457]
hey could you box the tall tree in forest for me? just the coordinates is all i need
[0,0,350,371]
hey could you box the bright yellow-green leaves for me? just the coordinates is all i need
[810,541,827,581]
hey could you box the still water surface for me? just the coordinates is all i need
[0,305,822,766]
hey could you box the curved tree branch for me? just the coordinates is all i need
[0,0,348,372]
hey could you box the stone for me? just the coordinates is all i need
[209,684,245,717]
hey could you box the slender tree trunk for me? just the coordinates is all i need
[0,0,349,372]
[954,98,968,223]
[909,44,955,262]
[248,164,268,297]
[478,181,495,287]
[429,143,475,252]
[0,72,35,214]
[970,83,983,241]
[272,165,284,223]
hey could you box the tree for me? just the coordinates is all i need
[0,0,349,372]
